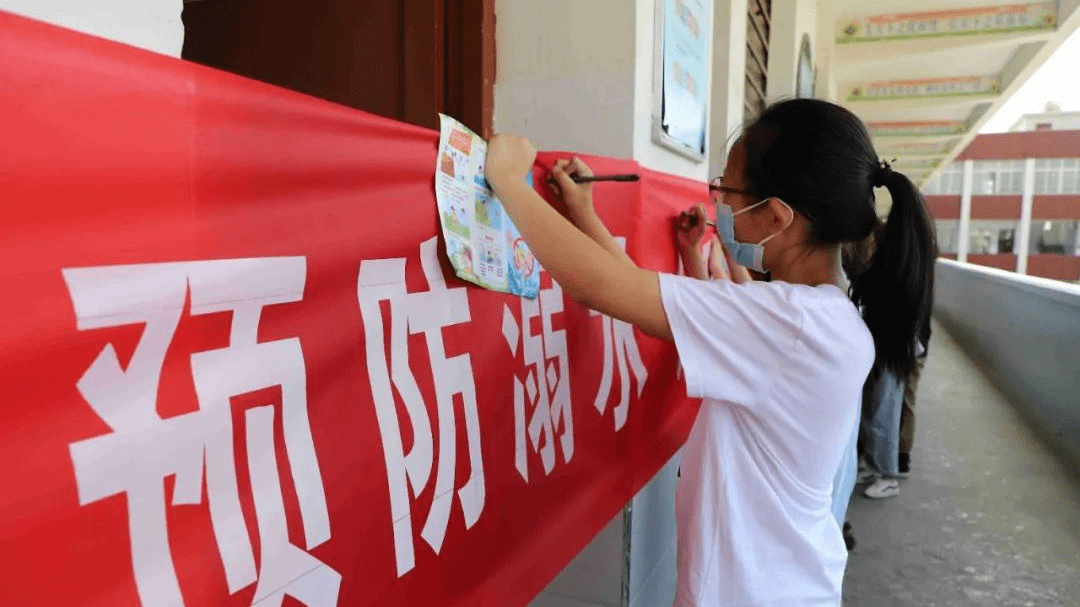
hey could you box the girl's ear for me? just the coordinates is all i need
[767,197,794,229]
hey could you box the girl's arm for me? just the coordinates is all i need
[488,136,673,341]
[676,204,710,280]
[681,243,709,280]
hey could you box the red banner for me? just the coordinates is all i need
[0,12,704,607]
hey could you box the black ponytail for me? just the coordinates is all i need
[851,168,938,378]
[742,99,938,378]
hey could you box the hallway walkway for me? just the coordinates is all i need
[842,322,1080,606]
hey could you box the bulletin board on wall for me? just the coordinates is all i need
[652,0,712,162]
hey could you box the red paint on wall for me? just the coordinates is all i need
[967,253,1017,271]
[957,131,1080,160]
[926,196,961,220]
[1032,196,1080,220]
[971,195,1022,220]
[1027,255,1080,282]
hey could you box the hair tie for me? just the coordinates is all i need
[873,158,895,188]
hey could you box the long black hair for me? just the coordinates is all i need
[740,98,938,378]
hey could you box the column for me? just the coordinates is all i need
[1017,158,1036,275]
[958,160,974,263]
[708,0,750,178]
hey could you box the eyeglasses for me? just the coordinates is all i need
[708,176,755,199]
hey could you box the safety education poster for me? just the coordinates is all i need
[662,0,710,153]
[435,114,541,298]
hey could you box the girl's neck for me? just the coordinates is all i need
[769,244,846,290]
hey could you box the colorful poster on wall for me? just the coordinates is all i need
[838,2,1058,43]
[435,114,540,298]
[661,0,710,154]
[848,75,1002,102]
[893,157,942,170]
[868,120,968,137]
[878,139,958,157]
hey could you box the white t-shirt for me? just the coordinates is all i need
[659,274,874,607]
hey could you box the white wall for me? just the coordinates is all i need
[708,0,750,177]
[495,0,714,181]
[0,0,183,57]
[1011,112,1080,132]
[708,0,830,178]
[496,0,827,181]
[767,0,819,102]
[493,1,638,160]
[813,0,838,101]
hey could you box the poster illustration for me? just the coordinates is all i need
[435,115,540,298]
[661,0,709,153]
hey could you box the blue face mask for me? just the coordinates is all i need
[714,199,792,274]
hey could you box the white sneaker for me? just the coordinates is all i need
[864,477,900,499]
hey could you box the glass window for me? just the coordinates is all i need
[1047,159,1062,194]
[1063,169,1077,194]
[1007,160,1025,194]
[1034,171,1048,194]
[934,162,964,195]
[936,220,959,254]
[948,164,964,194]
[973,160,993,194]
[1031,157,1080,194]
[922,174,941,195]
[1031,220,1080,254]
[1062,158,1080,194]
[969,220,1018,254]
[999,169,1014,194]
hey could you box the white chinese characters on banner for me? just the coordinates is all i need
[501,277,573,482]
[591,238,648,430]
[358,237,485,578]
[63,259,340,607]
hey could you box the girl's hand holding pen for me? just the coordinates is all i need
[676,203,711,250]
[547,157,596,218]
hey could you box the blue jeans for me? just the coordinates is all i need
[860,369,905,477]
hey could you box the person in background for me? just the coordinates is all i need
[859,365,906,498]
[486,98,937,607]
[900,314,933,476]
[856,203,937,499]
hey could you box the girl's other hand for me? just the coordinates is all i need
[675,203,709,250]
[706,236,730,281]
[486,134,537,191]
[547,157,595,217]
